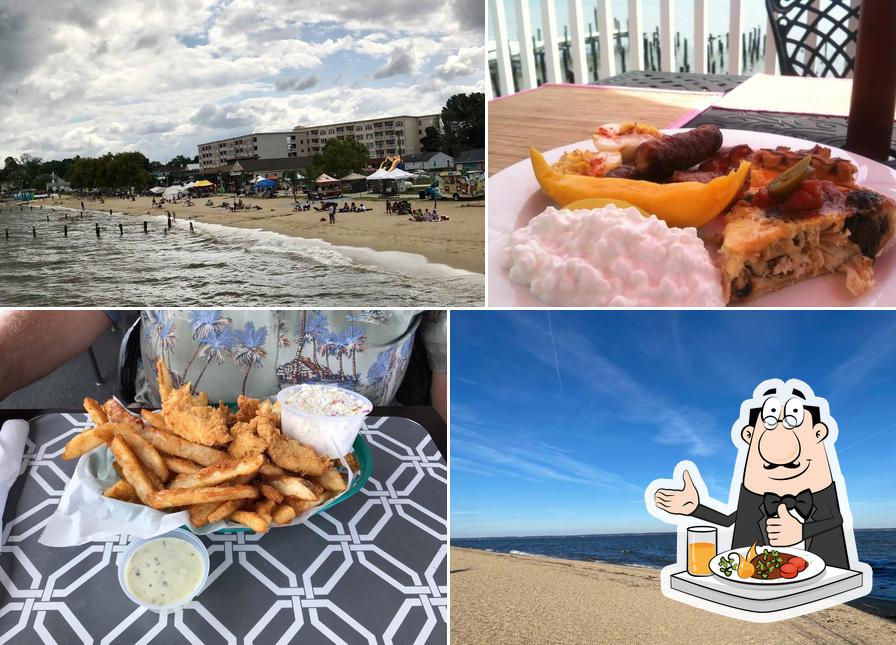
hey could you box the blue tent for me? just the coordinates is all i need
[254,178,276,188]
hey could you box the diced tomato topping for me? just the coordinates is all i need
[752,187,773,209]
[751,180,839,213]
[779,563,799,578]
[788,557,807,572]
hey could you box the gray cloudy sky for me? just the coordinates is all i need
[0,0,484,163]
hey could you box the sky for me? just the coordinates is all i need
[451,310,896,538]
[0,0,484,164]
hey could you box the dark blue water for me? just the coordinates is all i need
[453,529,896,602]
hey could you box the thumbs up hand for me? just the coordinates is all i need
[766,503,803,547]
[654,470,699,516]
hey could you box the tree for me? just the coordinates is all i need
[167,154,194,168]
[420,126,442,153]
[309,138,369,179]
[438,92,485,156]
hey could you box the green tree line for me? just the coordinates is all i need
[66,152,152,190]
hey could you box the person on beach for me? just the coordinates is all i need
[651,379,854,569]
[328,202,336,224]
[386,200,392,214]
[0,309,446,420]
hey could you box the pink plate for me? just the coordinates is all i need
[488,129,896,307]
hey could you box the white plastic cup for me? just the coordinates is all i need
[277,384,372,459]
[118,529,209,613]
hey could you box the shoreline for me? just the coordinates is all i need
[47,194,485,274]
[451,547,896,644]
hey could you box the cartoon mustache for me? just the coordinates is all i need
[763,460,801,470]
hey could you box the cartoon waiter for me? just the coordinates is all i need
[653,379,853,568]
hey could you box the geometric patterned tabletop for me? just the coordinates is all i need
[0,413,447,644]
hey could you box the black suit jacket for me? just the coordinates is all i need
[691,482,850,569]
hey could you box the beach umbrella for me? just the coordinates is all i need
[149,186,165,194]
[193,180,214,187]
[315,174,339,184]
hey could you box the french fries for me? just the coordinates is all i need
[110,425,169,482]
[109,435,158,506]
[65,359,354,532]
[206,499,245,524]
[62,425,114,460]
[104,479,139,503]
[260,483,284,504]
[83,397,108,426]
[147,484,259,509]
[135,424,227,466]
[272,504,297,525]
[269,476,321,501]
[163,456,202,475]
[169,455,263,490]
[229,510,268,533]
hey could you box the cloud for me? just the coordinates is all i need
[373,45,415,79]
[449,0,485,32]
[274,74,319,92]
[501,313,721,456]
[0,1,482,162]
[436,46,483,79]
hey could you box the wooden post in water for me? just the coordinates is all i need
[846,0,896,160]
[144,221,148,233]
[118,223,123,235]
[4,229,7,239]
[32,226,36,238]
[64,225,68,237]
[190,222,194,232]
[95,223,100,238]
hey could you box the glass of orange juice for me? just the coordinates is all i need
[687,526,716,576]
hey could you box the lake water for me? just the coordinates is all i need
[453,529,896,602]
[0,205,484,306]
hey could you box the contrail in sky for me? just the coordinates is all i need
[546,311,565,396]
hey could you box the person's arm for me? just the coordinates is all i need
[802,496,843,541]
[0,310,112,400]
[692,505,737,527]
[419,311,447,421]
[431,372,446,422]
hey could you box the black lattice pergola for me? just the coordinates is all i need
[766,0,861,77]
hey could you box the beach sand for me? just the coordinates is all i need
[51,194,484,273]
[450,547,896,644]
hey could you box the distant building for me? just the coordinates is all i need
[455,148,485,171]
[197,132,294,171]
[289,114,439,160]
[45,173,70,192]
[403,151,454,171]
[197,113,440,172]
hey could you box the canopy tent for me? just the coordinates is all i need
[365,168,391,181]
[339,173,367,181]
[162,185,186,199]
[192,180,214,188]
[252,175,269,184]
[315,174,339,184]
[253,178,277,189]
[340,172,368,193]
[149,186,165,194]
[388,168,414,180]
[183,181,195,189]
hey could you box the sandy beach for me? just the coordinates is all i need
[49,193,484,273]
[451,547,896,644]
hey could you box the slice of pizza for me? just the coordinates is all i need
[719,182,896,302]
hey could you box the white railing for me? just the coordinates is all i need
[488,0,813,98]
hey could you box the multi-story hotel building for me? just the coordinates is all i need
[197,132,293,171]
[288,114,439,159]
[197,114,440,171]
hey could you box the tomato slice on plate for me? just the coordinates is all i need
[788,556,807,572]
[780,563,799,578]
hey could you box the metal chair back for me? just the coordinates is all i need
[766,0,860,77]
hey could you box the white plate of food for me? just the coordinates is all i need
[488,127,896,307]
[709,545,825,585]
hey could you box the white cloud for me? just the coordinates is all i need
[0,1,483,163]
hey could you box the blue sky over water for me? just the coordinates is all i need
[451,311,896,538]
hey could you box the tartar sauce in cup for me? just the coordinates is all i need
[119,529,208,611]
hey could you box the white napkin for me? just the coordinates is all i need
[0,420,30,535]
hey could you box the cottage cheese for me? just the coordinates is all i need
[500,205,725,306]
[281,384,372,417]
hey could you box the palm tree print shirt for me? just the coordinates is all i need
[135,310,446,407]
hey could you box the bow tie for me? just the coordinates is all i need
[763,490,813,520]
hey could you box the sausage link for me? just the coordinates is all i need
[633,125,723,178]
